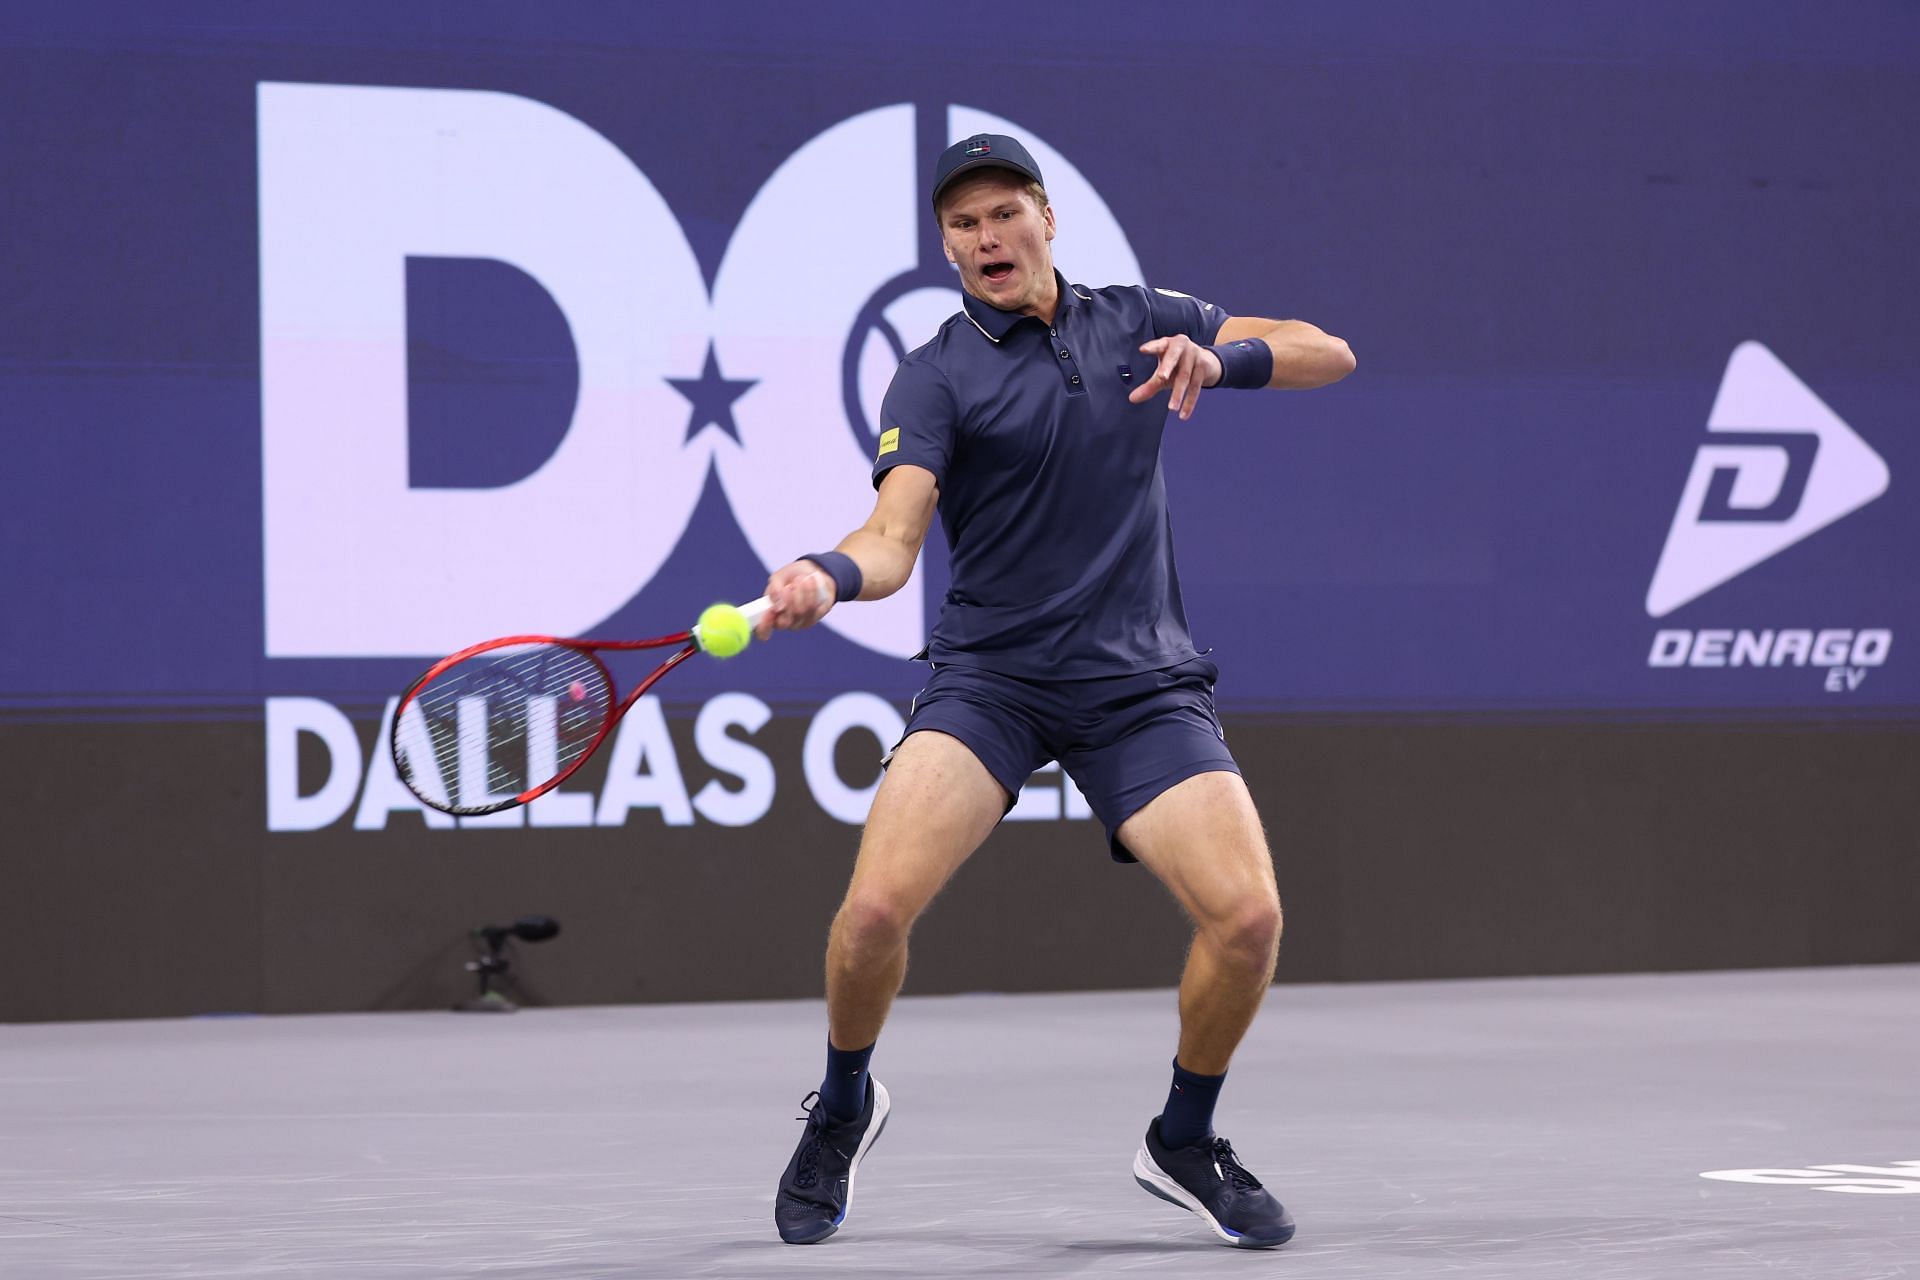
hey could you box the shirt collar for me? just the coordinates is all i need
[960,269,1079,344]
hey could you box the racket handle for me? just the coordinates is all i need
[735,577,826,626]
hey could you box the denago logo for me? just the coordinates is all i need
[1645,342,1891,691]
[256,84,1137,831]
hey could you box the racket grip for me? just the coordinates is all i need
[736,577,825,627]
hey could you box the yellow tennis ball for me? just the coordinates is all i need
[695,603,751,658]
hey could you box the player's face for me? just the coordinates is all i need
[939,172,1056,316]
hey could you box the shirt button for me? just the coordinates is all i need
[1059,349,1070,359]
[1070,374,1081,385]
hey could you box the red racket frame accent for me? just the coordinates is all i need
[391,626,699,816]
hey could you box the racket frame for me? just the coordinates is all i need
[391,597,769,817]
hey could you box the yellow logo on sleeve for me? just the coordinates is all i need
[877,427,900,457]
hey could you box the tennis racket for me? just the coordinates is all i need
[390,597,772,817]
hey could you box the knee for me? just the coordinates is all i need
[1207,892,1282,965]
[833,888,916,957]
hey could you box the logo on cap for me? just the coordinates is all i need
[964,140,991,157]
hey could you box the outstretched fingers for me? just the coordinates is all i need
[1130,336,1210,420]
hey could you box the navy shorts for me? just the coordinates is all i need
[889,656,1241,863]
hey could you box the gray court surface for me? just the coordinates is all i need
[4,966,1915,1279]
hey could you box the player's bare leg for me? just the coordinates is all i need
[826,729,1009,1047]
[775,728,1007,1244]
[1120,769,1282,1070]
[1119,768,1295,1247]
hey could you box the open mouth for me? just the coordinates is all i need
[981,262,1015,283]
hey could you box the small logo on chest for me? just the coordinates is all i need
[1117,364,1133,383]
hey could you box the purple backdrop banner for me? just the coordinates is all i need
[3,1,1916,725]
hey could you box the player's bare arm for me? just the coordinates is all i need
[756,464,939,638]
[1215,316,1356,389]
[1131,318,1356,420]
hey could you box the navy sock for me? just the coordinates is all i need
[820,1039,875,1123]
[1157,1058,1226,1149]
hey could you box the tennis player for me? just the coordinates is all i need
[760,133,1354,1248]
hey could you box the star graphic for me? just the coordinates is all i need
[667,344,756,445]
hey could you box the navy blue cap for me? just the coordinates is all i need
[931,133,1045,208]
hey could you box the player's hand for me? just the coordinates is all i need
[1130,335,1223,421]
[758,561,836,639]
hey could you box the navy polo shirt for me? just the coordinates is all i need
[873,271,1230,679]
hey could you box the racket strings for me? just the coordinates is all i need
[395,643,612,814]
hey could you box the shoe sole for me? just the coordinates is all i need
[784,1078,891,1245]
[1132,1144,1296,1249]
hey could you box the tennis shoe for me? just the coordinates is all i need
[1133,1118,1296,1248]
[774,1076,890,1244]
